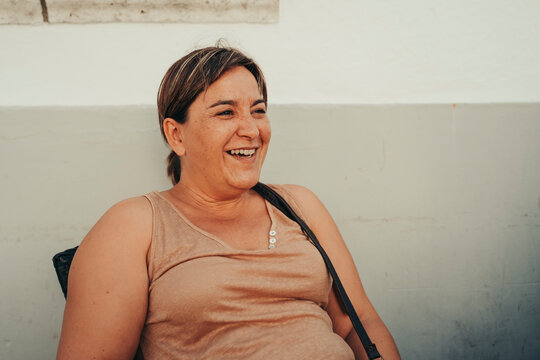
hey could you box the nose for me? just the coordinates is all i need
[237,113,259,139]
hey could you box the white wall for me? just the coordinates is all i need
[1,0,540,106]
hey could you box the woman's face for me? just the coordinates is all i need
[176,66,271,194]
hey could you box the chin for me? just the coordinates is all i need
[229,174,260,190]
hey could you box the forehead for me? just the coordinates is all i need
[199,66,262,103]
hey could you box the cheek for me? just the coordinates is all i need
[196,123,232,148]
[259,120,272,143]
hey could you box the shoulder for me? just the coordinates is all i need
[75,195,153,265]
[268,184,329,230]
[92,195,152,241]
[100,195,153,229]
[279,184,319,200]
[268,183,319,203]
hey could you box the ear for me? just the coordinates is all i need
[163,118,186,157]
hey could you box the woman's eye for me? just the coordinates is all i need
[218,110,233,116]
[254,109,266,114]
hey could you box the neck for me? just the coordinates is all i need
[169,180,253,219]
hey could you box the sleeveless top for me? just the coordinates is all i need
[139,184,354,360]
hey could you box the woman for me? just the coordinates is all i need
[56,45,400,360]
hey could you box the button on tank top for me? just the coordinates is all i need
[139,184,354,359]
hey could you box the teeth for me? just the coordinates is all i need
[229,149,256,156]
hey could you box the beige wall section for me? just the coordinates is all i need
[0,104,539,359]
[0,0,278,24]
[0,0,43,24]
[46,0,278,24]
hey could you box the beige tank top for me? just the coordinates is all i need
[139,184,354,359]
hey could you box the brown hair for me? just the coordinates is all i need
[157,44,268,185]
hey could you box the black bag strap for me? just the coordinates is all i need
[253,182,382,360]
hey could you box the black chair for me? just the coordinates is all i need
[52,246,79,299]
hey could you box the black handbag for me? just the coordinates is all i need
[52,182,382,360]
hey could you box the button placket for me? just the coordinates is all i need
[268,230,277,249]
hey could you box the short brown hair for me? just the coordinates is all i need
[157,45,268,185]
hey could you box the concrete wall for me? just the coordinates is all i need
[1,104,539,359]
[1,0,540,359]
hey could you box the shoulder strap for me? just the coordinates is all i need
[253,182,382,360]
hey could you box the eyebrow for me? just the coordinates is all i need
[208,99,265,109]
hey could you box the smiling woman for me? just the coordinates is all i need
[156,47,269,188]
[56,44,401,360]
[161,66,271,196]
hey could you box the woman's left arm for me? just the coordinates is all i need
[284,185,401,360]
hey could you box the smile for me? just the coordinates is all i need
[226,149,256,157]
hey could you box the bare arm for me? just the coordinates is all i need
[284,185,401,360]
[56,197,152,360]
